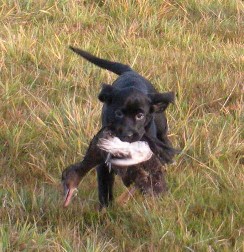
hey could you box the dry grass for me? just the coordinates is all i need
[0,0,244,251]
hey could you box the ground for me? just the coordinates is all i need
[0,0,243,251]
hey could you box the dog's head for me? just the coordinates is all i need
[99,84,174,142]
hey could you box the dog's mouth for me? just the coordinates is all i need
[117,133,142,143]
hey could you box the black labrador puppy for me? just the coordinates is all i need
[66,47,175,207]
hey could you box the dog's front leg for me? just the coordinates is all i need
[96,163,115,209]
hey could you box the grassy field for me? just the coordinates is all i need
[0,0,244,251]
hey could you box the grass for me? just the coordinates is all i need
[0,0,243,251]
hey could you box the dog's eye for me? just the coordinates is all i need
[115,110,124,118]
[135,113,144,120]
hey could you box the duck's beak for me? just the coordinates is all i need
[63,185,78,207]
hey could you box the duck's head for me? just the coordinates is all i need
[61,166,81,207]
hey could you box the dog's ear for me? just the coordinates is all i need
[149,92,174,112]
[98,84,114,103]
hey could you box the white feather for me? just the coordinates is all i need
[97,137,153,167]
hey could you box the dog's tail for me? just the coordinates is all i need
[69,46,132,75]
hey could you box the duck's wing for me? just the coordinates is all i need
[97,137,153,166]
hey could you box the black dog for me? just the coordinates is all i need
[66,47,175,207]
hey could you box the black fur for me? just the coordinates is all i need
[69,46,132,75]
[67,47,175,207]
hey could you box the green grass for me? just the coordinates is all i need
[0,0,244,251]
